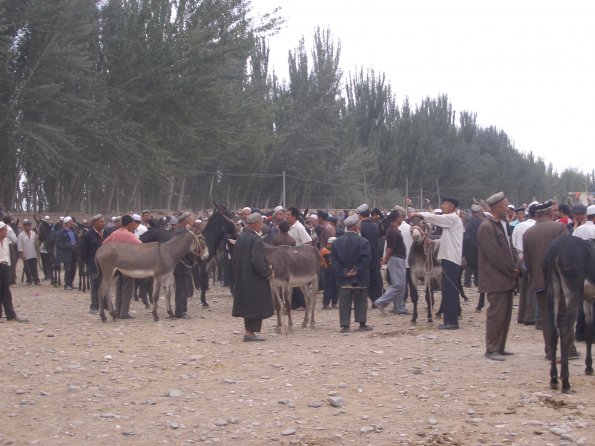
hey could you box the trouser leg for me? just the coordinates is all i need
[367,267,383,303]
[0,264,17,320]
[174,273,189,317]
[27,258,40,283]
[441,260,461,326]
[485,290,513,353]
[517,272,528,323]
[9,244,17,285]
[89,272,99,310]
[41,253,52,280]
[353,288,368,324]
[118,275,134,317]
[338,288,353,328]
[244,318,263,333]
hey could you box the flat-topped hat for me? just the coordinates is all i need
[23,219,31,225]
[177,211,191,223]
[356,203,369,214]
[327,237,337,244]
[571,204,587,215]
[273,205,284,213]
[485,192,506,207]
[132,213,141,222]
[0,222,6,230]
[91,213,104,223]
[343,214,359,227]
[535,200,554,213]
[43,215,50,221]
[63,216,73,223]
[441,196,459,208]
[246,212,262,224]
[393,205,406,215]
[470,204,482,213]
[587,205,595,216]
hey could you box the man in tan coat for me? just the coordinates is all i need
[523,200,579,360]
[478,192,520,361]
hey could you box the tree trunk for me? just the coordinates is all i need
[165,177,174,211]
[176,177,186,210]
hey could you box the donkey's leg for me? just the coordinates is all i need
[98,277,108,322]
[425,286,433,323]
[585,299,593,376]
[283,286,293,332]
[273,285,282,334]
[163,275,174,317]
[410,279,419,323]
[152,278,162,322]
[200,262,209,308]
[300,286,310,329]
[309,276,318,328]
[476,292,486,312]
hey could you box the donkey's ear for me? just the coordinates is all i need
[213,201,225,212]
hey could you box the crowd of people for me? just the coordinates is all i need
[1,196,593,358]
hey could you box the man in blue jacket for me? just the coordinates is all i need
[330,214,373,333]
[56,216,77,290]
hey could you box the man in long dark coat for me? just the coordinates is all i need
[80,214,107,313]
[232,212,274,342]
[478,192,520,361]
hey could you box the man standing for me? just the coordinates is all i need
[172,212,194,319]
[512,203,538,324]
[141,209,156,229]
[478,192,520,361]
[462,204,484,287]
[573,204,595,240]
[103,215,140,319]
[0,222,26,322]
[373,210,407,315]
[56,216,77,290]
[357,204,383,306]
[413,196,464,329]
[17,219,41,285]
[80,214,107,313]
[523,201,575,359]
[38,216,53,281]
[286,207,312,309]
[286,207,313,246]
[132,213,148,238]
[330,214,373,333]
[231,213,274,341]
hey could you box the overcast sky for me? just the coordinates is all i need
[250,0,595,174]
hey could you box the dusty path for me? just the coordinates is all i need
[1,274,593,446]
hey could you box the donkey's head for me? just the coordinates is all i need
[409,216,428,243]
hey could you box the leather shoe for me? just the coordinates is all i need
[437,324,459,330]
[485,352,505,361]
[340,326,350,333]
[120,314,135,319]
[357,324,373,332]
[498,350,514,356]
[243,334,265,342]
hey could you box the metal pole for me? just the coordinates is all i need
[436,180,441,206]
[282,170,286,209]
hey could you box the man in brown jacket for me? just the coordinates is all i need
[523,201,579,360]
[478,192,520,361]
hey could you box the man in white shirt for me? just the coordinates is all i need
[286,207,312,246]
[412,196,464,330]
[394,205,414,301]
[285,207,312,310]
[511,202,537,324]
[17,219,40,285]
[572,205,595,240]
[0,222,26,322]
[132,213,148,238]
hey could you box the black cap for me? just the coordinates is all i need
[441,196,459,208]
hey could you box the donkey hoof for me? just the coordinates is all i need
[550,381,559,390]
[301,322,307,329]
[275,326,282,334]
[585,368,593,376]
[561,385,572,394]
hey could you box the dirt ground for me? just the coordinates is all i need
[1,267,593,446]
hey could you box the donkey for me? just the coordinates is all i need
[408,215,442,323]
[264,244,320,333]
[543,235,594,393]
[95,227,209,322]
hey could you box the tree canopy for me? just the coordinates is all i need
[0,0,592,213]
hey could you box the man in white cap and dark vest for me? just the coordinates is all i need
[172,212,194,318]
[330,214,373,333]
[231,212,274,341]
[412,196,464,329]
[357,203,383,306]
[477,192,520,360]
[80,214,107,313]
[56,216,77,290]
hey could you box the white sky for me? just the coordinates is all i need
[250,0,595,174]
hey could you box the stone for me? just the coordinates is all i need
[428,418,437,425]
[167,389,183,398]
[170,422,179,429]
[328,397,343,407]
[550,427,567,436]
[281,429,296,436]
[307,401,322,408]
[360,426,374,434]
[213,420,228,427]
